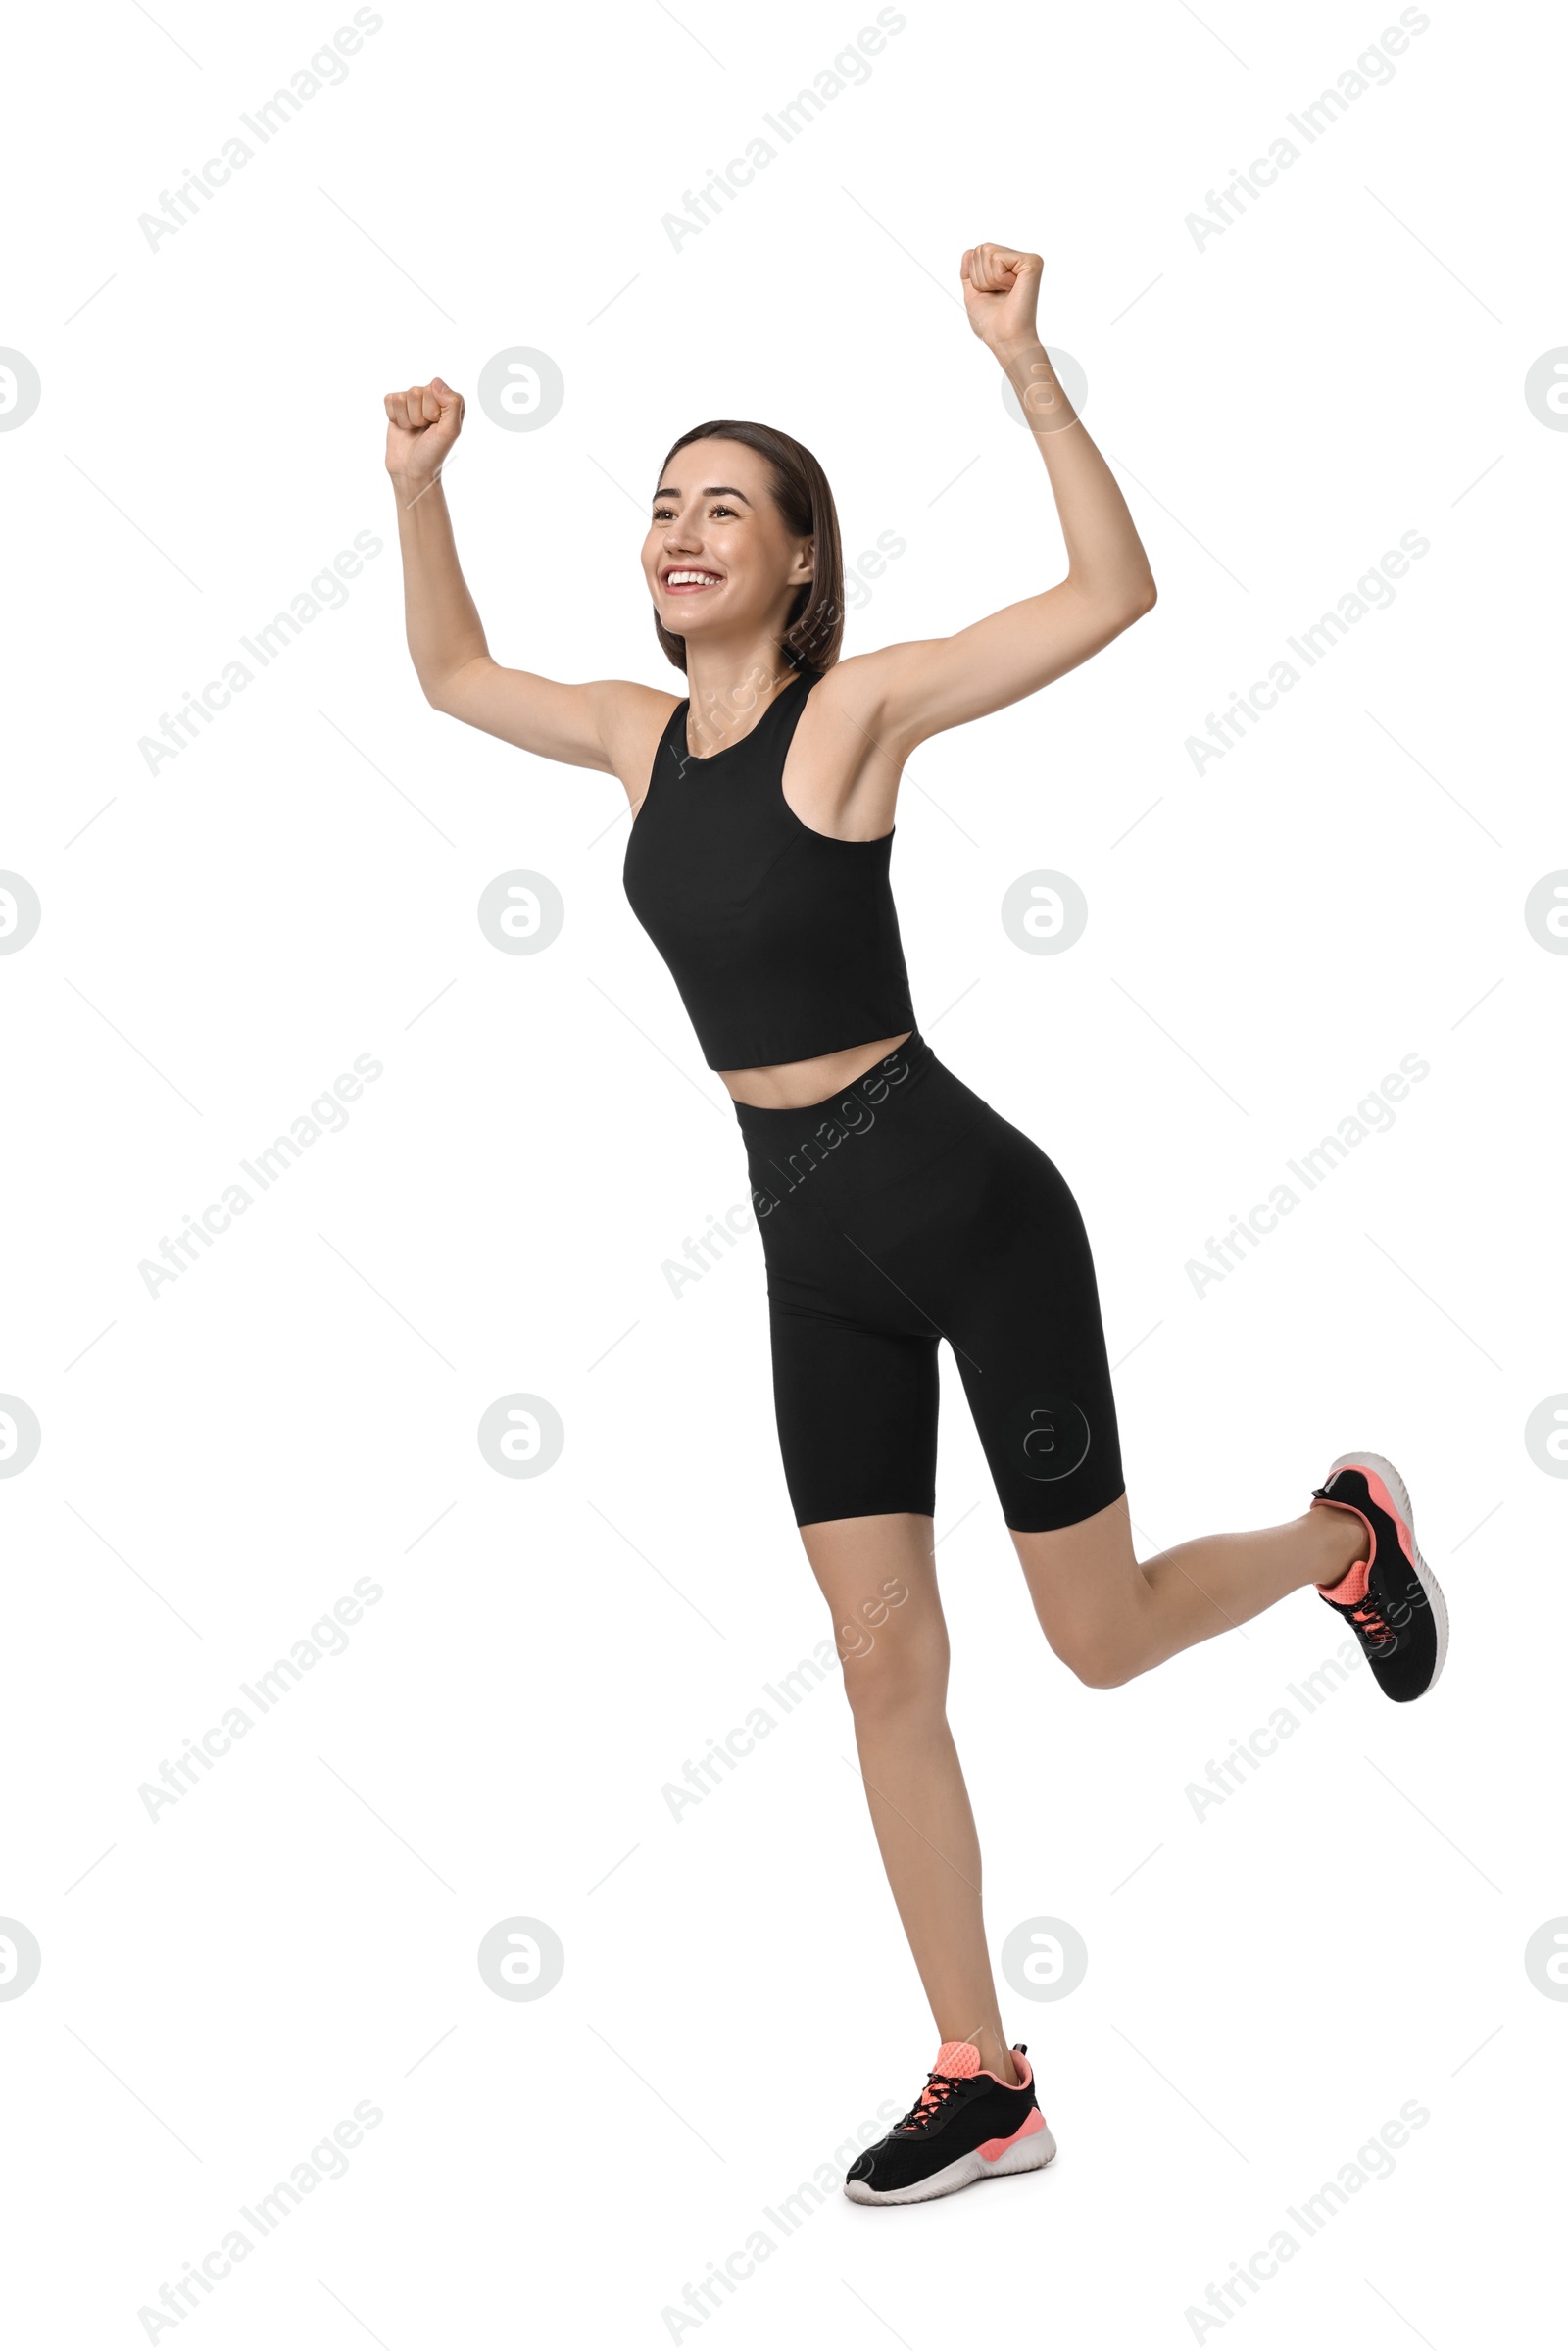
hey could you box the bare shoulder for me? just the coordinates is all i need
[811,645,908,729]
[809,642,940,765]
[590,677,682,805]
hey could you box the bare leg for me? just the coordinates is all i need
[1010,1491,1368,1689]
[796,1494,1363,2083]
[798,1512,1019,2086]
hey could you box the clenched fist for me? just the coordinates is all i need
[959,246,1043,357]
[384,377,465,496]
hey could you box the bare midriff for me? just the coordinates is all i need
[718,1029,915,1111]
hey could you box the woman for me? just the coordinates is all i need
[383,243,1447,2207]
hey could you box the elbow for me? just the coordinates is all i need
[1102,580,1155,640]
[1073,575,1157,641]
[420,653,483,717]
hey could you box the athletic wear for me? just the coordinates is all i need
[735,1032,1125,1533]
[844,2040,1055,2205]
[1310,1452,1447,1701]
[622,664,915,1071]
[623,664,1121,1534]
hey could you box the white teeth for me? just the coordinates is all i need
[665,570,721,587]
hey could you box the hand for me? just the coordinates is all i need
[959,245,1043,357]
[384,377,465,497]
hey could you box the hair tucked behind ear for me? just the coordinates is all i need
[651,419,845,676]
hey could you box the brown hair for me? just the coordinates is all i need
[651,419,845,677]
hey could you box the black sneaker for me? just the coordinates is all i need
[1309,1451,1447,1702]
[843,2040,1055,2205]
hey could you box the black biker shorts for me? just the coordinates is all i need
[733,1031,1126,1533]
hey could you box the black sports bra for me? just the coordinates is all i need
[622,665,916,1071]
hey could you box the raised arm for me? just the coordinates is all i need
[842,245,1156,754]
[383,378,663,777]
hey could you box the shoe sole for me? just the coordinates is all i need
[1328,1449,1449,1697]
[843,2118,1057,2205]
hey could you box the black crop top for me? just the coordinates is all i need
[622,665,916,1070]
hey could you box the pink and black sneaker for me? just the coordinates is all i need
[1309,1451,1448,1702]
[843,2040,1055,2205]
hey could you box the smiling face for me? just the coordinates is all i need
[643,437,814,662]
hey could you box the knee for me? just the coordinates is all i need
[1041,1616,1137,1690]
[839,1625,948,1730]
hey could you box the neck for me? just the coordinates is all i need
[682,636,803,756]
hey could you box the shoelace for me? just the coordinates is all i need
[1349,1596,1398,1650]
[896,2071,967,2133]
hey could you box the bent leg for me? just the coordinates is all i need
[1010,1490,1369,1688]
[799,1511,1018,2085]
[913,1106,1369,1686]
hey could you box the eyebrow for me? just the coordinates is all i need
[651,484,755,508]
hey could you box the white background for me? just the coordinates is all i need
[3,0,1564,2342]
